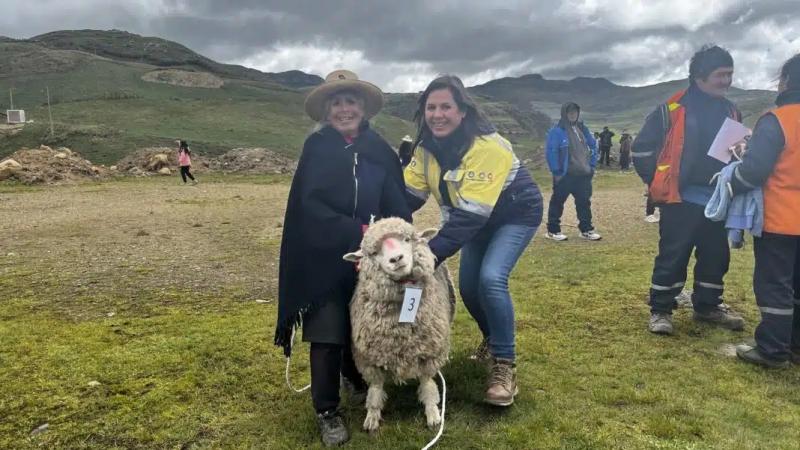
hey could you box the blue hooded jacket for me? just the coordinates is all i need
[545,102,598,177]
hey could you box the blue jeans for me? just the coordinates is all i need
[459,224,537,360]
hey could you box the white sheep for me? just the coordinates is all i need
[343,217,455,432]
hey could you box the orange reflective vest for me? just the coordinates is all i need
[763,104,800,235]
[649,90,740,204]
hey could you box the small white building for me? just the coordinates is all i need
[6,110,26,124]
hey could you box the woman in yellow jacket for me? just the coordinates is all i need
[404,75,543,405]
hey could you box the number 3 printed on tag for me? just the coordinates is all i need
[399,286,423,323]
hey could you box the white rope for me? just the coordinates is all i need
[284,326,310,393]
[421,370,446,450]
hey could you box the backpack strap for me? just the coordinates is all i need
[659,103,671,138]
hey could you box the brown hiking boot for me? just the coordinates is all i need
[484,358,518,406]
[469,337,491,362]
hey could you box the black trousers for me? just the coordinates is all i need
[752,233,800,361]
[649,202,729,314]
[599,146,611,166]
[646,194,656,216]
[310,342,366,414]
[180,166,195,182]
[619,151,631,170]
[547,174,594,233]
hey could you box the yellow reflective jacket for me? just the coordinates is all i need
[405,132,519,219]
[404,132,540,262]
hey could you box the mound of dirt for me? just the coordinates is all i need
[116,147,211,176]
[0,123,25,138]
[209,148,296,174]
[141,69,224,88]
[0,145,108,184]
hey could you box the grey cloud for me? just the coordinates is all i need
[2,0,797,90]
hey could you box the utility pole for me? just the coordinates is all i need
[8,88,13,110]
[46,86,54,136]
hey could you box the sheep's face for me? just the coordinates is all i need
[343,218,438,282]
[374,233,414,280]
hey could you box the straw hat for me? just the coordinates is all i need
[304,70,384,122]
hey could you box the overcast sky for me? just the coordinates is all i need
[2,0,798,92]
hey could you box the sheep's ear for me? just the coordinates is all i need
[343,250,363,262]
[418,228,438,242]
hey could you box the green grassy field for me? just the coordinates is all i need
[1,172,798,449]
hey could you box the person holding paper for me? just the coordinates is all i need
[404,75,543,406]
[729,54,800,368]
[632,44,745,335]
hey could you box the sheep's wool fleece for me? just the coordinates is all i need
[350,218,455,383]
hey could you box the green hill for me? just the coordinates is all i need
[29,29,323,89]
[471,74,776,133]
[0,30,550,165]
[0,32,415,165]
[1,29,777,168]
[384,93,552,162]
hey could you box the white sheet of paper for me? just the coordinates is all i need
[707,118,751,164]
[399,285,423,323]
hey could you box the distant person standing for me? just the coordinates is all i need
[545,102,602,241]
[619,131,632,171]
[177,140,197,185]
[633,44,744,335]
[598,126,615,166]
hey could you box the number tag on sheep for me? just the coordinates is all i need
[399,285,423,323]
[343,217,456,435]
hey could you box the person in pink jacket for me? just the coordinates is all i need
[177,140,197,185]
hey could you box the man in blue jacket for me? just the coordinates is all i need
[545,102,602,241]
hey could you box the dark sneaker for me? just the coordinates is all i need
[484,358,518,406]
[648,313,674,335]
[469,337,491,362]
[693,304,745,331]
[316,409,349,447]
[341,376,367,406]
[736,344,791,369]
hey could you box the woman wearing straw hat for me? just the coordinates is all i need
[274,70,411,446]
